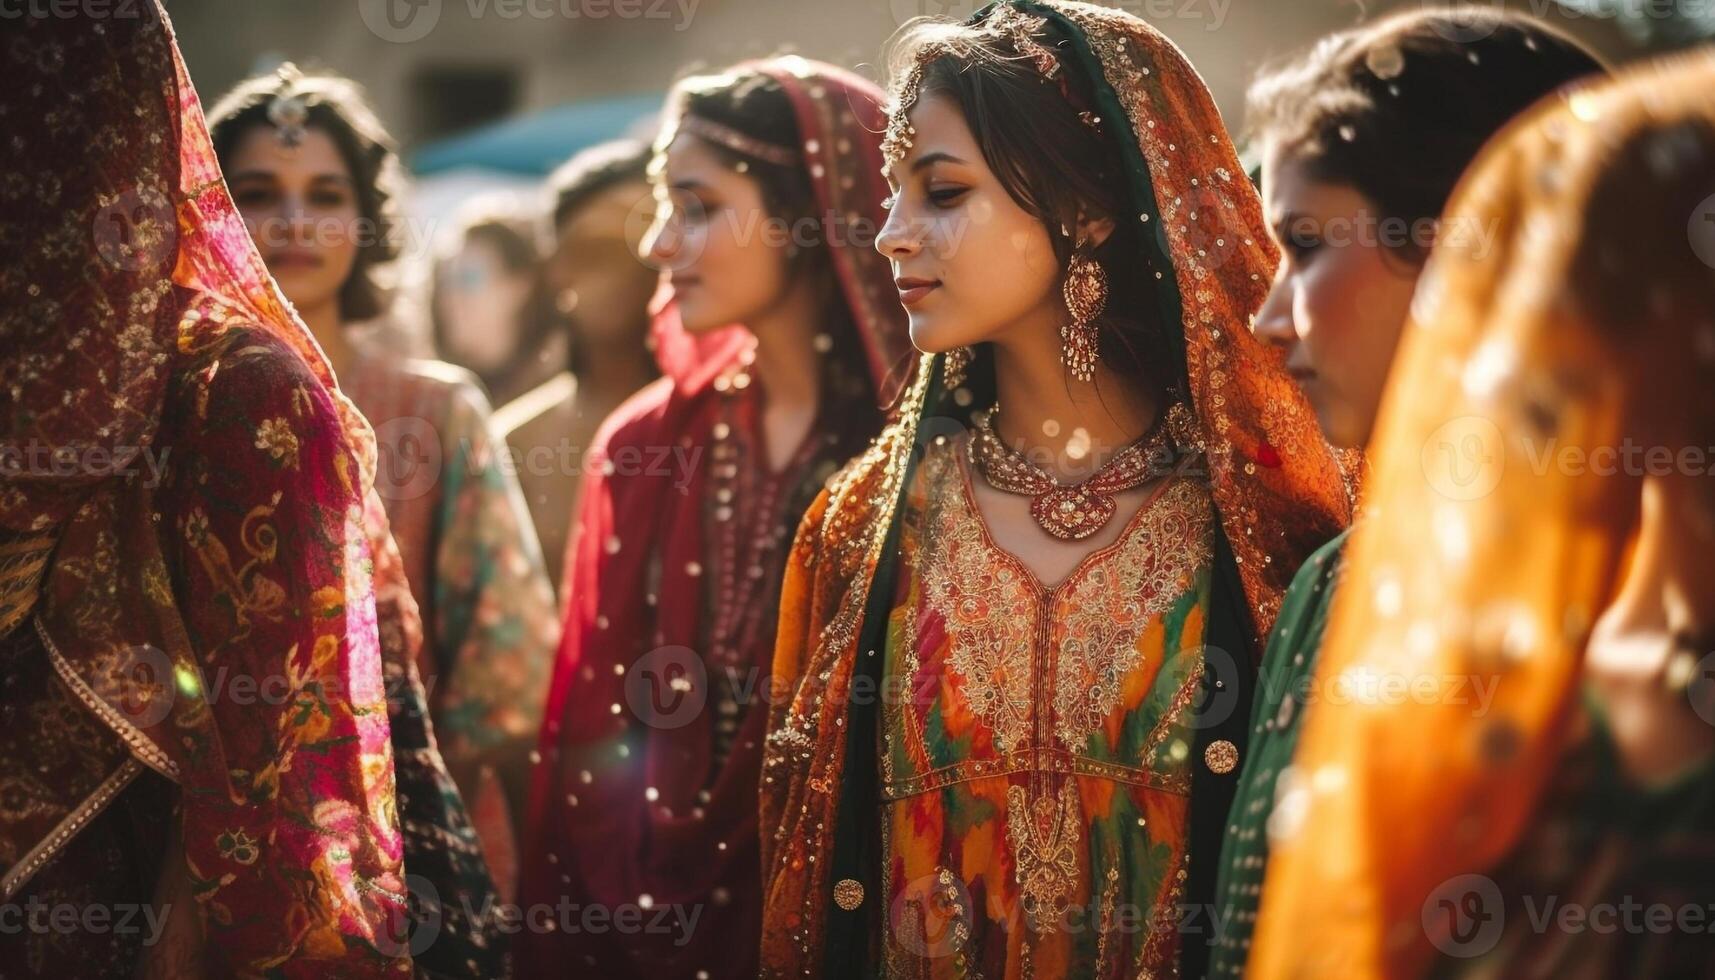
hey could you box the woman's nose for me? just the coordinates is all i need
[875,200,921,260]
[1252,275,1300,354]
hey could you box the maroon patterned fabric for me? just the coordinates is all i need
[1,6,410,974]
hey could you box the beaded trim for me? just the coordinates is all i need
[0,758,144,900]
[675,113,800,167]
[37,616,182,781]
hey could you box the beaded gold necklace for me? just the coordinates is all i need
[967,405,1174,540]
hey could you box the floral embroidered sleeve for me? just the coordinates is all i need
[160,331,411,977]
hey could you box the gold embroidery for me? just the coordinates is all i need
[182,494,288,642]
[253,417,301,470]
[938,866,977,979]
[833,878,864,911]
[1054,480,1213,748]
[1139,657,1205,776]
[1135,849,1190,975]
[922,446,1036,754]
[886,864,979,980]
[0,529,57,638]
[881,568,922,789]
[1204,738,1239,774]
[1006,781,1082,933]
[1095,863,1122,977]
[919,439,1215,754]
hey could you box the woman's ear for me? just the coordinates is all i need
[1075,209,1117,250]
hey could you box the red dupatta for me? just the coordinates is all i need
[517,58,910,980]
[1,5,409,974]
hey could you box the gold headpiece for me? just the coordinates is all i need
[265,63,309,149]
[675,113,800,168]
[881,7,1099,171]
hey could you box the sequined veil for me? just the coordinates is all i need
[1,4,412,974]
[514,57,911,979]
[1249,49,1715,979]
[757,2,1351,976]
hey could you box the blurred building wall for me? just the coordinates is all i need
[170,0,1635,155]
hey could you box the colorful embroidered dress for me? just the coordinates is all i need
[0,5,411,974]
[759,5,1352,978]
[342,353,560,895]
[516,59,913,980]
[880,438,1221,977]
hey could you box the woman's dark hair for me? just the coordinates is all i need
[430,208,562,394]
[548,138,651,233]
[662,66,875,411]
[884,18,1178,403]
[1575,112,1715,445]
[207,64,407,322]
[1247,7,1606,264]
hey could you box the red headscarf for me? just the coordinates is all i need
[516,57,910,979]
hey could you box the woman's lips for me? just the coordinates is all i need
[268,251,325,270]
[895,277,940,307]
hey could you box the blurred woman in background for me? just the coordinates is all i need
[208,66,559,900]
[431,203,564,408]
[517,57,912,979]
[494,140,661,599]
[1211,9,1605,973]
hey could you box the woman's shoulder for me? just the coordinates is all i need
[586,375,680,456]
[492,372,578,443]
[356,355,491,406]
[1303,525,1354,579]
[171,316,340,422]
[161,316,361,506]
[1279,525,1355,615]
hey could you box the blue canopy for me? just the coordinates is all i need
[410,93,663,177]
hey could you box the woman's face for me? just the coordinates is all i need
[638,129,792,335]
[226,124,362,317]
[548,179,658,348]
[435,235,533,374]
[1252,148,1421,448]
[876,92,1071,355]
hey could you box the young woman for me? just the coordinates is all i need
[516,58,912,979]
[0,6,410,974]
[493,140,661,599]
[1210,11,1604,973]
[1250,48,1715,979]
[208,68,560,893]
[759,3,1351,977]
[431,205,564,408]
